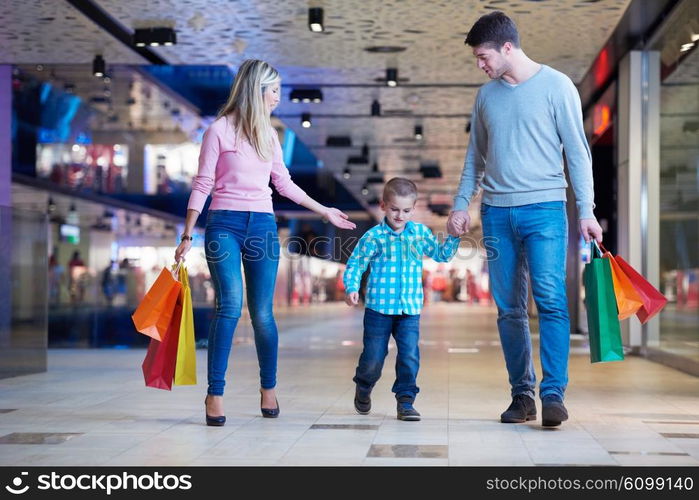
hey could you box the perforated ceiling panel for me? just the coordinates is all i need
[0,0,146,64]
[3,0,633,229]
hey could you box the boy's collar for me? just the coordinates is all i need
[380,217,416,235]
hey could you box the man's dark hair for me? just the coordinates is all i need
[464,11,520,49]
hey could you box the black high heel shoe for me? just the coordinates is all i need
[260,389,280,418]
[205,395,226,427]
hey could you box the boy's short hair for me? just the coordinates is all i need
[383,177,418,202]
[464,11,520,49]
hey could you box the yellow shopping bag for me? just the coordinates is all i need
[174,265,197,386]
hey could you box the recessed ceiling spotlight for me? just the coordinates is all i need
[301,113,312,128]
[92,55,105,78]
[386,68,398,87]
[343,167,351,180]
[414,125,423,140]
[308,7,324,32]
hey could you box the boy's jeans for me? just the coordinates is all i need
[481,201,570,401]
[353,307,421,401]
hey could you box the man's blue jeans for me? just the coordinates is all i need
[205,210,280,396]
[353,307,421,401]
[481,201,570,401]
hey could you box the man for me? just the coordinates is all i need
[447,11,603,427]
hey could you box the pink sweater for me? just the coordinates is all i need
[187,116,308,214]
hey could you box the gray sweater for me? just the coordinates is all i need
[453,64,595,219]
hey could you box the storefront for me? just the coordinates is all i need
[650,0,699,372]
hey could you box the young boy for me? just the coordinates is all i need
[344,177,461,421]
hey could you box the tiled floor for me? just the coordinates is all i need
[1,303,698,466]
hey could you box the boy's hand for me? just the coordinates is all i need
[345,292,359,306]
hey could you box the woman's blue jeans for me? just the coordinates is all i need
[205,210,280,396]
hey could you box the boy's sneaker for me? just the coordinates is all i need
[541,394,568,427]
[354,387,371,415]
[500,394,537,423]
[396,396,421,421]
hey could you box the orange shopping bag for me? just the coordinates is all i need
[613,255,668,324]
[599,243,644,320]
[131,263,182,341]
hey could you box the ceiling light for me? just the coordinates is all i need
[290,89,323,103]
[364,46,407,53]
[420,163,442,178]
[347,155,369,165]
[386,68,398,87]
[371,99,381,116]
[326,136,352,147]
[133,27,177,47]
[309,7,324,32]
[414,125,423,140]
[92,55,105,78]
[301,113,312,128]
[681,43,694,52]
[367,162,384,184]
[691,34,699,42]
[361,184,369,196]
[343,167,351,179]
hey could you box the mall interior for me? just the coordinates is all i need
[0,0,697,466]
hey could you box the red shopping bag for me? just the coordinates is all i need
[141,299,183,390]
[613,255,668,324]
[132,265,182,341]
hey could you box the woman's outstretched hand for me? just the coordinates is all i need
[325,207,356,230]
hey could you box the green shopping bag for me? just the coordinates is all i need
[583,241,624,363]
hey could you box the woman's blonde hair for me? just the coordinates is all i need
[217,59,280,161]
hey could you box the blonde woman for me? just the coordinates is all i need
[175,59,355,426]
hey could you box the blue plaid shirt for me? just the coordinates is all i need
[343,219,460,315]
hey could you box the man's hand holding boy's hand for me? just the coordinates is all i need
[345,292,359,307]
